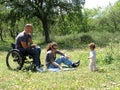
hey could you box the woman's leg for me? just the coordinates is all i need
[47,64,58,68]
[48,56,74,69]
[55,56,73,67]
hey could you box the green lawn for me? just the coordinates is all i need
[0,47,120,90]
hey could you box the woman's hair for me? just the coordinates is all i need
[88,42,96,49]
[46,42,58,51]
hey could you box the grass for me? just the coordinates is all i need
[0,45,120,90]
[0,31,120,89]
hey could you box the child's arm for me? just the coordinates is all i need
[88,57,91,59]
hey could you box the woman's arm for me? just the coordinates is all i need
[56,50,69,58]
[52,62,63,70]
[56,50,65,56]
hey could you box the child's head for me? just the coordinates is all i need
[88,43,96,50]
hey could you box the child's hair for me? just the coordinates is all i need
[46,42,58,51]
[88,42,96,49]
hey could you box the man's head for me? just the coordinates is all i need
[24,24,33,34]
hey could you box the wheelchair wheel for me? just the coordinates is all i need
[6,49,24,71]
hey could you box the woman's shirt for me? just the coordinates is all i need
[45,50,65,67]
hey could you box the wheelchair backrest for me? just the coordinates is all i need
[11,43,33,58]
[11,43,15,49]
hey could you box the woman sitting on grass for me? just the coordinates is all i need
[45,42,80,70]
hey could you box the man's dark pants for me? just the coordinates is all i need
[18,46,41,67]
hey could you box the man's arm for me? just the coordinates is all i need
[21,40,37,49]
[29,38,37,47]
[21,38,34,48]
[29,38,33,44]
[21,41,31,49]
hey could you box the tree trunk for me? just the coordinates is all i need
[0,28,3,41]
[112,17,117,32]
[41,18,51,43]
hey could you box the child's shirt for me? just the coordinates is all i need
[90,50,96,61]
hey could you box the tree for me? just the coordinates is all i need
[107,1,120,32]
[0,0,85,43]
[95,1,120,32]
[0,4,9,41]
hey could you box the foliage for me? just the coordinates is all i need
[80,34,94,43]
[1,31,120,51]
[0,0,85,43]
[102,54,114,64]
[89,1,120,32]
[1,0,120,43]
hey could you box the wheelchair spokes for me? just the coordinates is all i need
[6,50,24,71]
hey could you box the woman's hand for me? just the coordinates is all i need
[52,62,63,70]
[65,54,69,59]
[59,66,63,70]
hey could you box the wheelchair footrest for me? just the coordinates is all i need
[24,61,33,64]
[40,64,44,67]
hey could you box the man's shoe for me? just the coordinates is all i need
[36,66,45,72]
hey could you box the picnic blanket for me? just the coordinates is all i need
[48,68,76,72]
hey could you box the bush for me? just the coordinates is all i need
[80,34,94,44]
[102,54,114,64]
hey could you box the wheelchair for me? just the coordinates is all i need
[6,43,35,71]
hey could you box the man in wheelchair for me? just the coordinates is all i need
[15,24,44,72]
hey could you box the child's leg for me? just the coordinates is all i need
[93,61,97,71]
[89,61,93,71]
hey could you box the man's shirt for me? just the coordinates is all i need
[15,31,32,48]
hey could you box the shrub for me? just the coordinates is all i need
[80,34,94,44]
[102,54,114,64]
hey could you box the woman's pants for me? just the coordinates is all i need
[48,56,73,69]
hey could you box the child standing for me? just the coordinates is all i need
[88,43,97,71]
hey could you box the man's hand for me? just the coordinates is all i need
[31,44,37,47]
